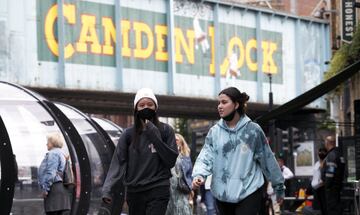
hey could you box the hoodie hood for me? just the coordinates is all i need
[217,114,251,132]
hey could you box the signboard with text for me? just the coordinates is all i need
[0,0,330,107]
[342,0,355,43]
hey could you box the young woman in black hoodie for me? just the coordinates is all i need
[102,88,178,215]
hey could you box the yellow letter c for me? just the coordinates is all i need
[44,4,76,59]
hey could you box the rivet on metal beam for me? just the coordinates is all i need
[307,21,313,29]
[227,4,234,14]
[244,6,248,13]
[268,12,275,21]
[241,7,249,17]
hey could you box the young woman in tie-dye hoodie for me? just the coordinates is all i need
[192,87,285,215]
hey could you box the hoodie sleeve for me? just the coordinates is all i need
[102,129,129,200]
[253,124,285,199]
[192,128,215,179]
[144,122,178,168]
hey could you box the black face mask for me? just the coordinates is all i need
[222,109,236,121]
[137,108,156,120]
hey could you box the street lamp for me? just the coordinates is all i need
[268,73,273,111]
[268,73,276,153]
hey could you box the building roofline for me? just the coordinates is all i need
[203,0,330,24]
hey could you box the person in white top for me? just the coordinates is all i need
[277,157,294,198]
[277,157,294,180]
[302,147,327,215]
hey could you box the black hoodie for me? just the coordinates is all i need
[102,121,178,199]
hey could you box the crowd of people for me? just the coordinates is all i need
[37,87,346,215]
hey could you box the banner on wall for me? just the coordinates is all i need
[37,0,283,83]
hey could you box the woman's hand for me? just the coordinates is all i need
[102,197,112,204]
[192,176,204,190]
[42,191,48,198]
[141,119,150,129]
[277,197,284,206]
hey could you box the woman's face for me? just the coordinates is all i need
[46,141,53,151]
[136,98,156,111]
[175,136,181,146]
[175,136,181,150]
[217,94,238,118]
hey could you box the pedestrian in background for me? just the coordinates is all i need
[302,147,327,215]
[38,133,71,215]
[322,136,345,215]
[191,87,285,215]
[102,88,178,215]
[166,133,193,215]
[277,157,294,181]
[277,156,294,197]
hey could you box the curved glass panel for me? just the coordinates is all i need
[92,117,123,145]
[0,83,37,101]
[0,85,72,214]
[55,104,109,214]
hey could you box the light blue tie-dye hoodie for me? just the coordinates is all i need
[192,115,285,203]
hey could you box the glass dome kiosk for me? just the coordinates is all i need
[0,81,124,215]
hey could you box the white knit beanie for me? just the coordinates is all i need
[133,88,158,108]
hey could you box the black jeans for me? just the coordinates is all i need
[325,188,342,215]
[216,187,263,215]
[46,210,70,215]
[127,186,170,215]
[314,186,327,215]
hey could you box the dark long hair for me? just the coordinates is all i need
[132,108,161,151]
[218,87,250,115]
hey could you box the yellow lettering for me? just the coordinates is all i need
[175,28,195,64]
[246,39,257,72]
[208,26,215,75]
[76,14,102,54]
[220,37,244,76]
[44,4,76,59]
[133,22,154,59]
[155,25,168,61]
[262,41,277,74]
[102,17,116,55]
[220,60,229,76]
[121,20,131,57]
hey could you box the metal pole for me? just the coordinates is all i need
[57,0,65,87]
[167,0,175,95]
[268,73,276,152]
[295,19,303,96]
[115,0,123,91]
[256,11,263,102]
[214,3,220,96]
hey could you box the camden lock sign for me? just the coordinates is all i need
[37,0,283,83]
[342,0,356,43]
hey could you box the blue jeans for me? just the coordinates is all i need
[204,190,217,215]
